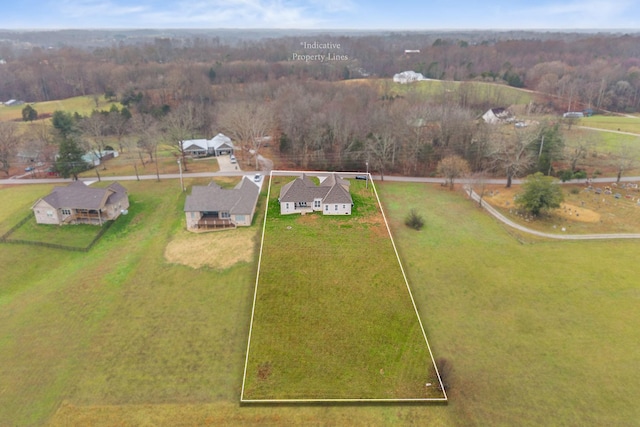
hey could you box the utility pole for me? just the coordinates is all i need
[366,160,369,189]
[177,159,185,191]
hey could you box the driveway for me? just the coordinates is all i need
[217,154,241,172]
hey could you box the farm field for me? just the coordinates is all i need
[0,95,118,122]
[580,115,640,134]
[0,180,638,425]
[359,78,534,106]
[242,176,443,401]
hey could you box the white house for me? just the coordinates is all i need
[279,174,353,216]
[180,133,235,158]
[482,108,515,125]
[393,71,428,84]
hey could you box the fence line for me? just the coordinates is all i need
[0,214,114,252]
[0,214,32,241]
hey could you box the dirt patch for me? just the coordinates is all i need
[257,362,272,380]
[164,229,257,269]
[483,185,600,223]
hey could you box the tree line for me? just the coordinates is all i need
[2,32,640,113]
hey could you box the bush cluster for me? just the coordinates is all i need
[404,209,425,230]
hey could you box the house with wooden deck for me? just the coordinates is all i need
[184,177,260,231]
[31,181,129,225]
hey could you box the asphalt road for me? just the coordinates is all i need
[2,171,640,240]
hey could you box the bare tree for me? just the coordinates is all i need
[108,107,131,153]
[0,122,20,175]
[612,142,640,184]
[487,127,537,188]
[132,113,160,164]
[468,170,490,206]
[437,154,471,190]
[162,102,203,171]
[79,111,110,168]
[218,101,273,169]
[364,104,399,181]
[565,133,597,172]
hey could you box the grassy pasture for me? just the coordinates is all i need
[389,79,533,106]
[242,176,443,401]
[581,115,640,134]
[0,180,638,425]
[0,96,118,122]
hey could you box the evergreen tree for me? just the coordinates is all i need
[21,104,38,121]
[516,172,564,216]
[55,137,88,180]
[51,110,77,138]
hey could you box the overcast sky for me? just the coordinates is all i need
[2,0,640,30]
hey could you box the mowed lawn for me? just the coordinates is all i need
[242,176,443,401]
[0,180,638,425]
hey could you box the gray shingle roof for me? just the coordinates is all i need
[41,181,127,210]
[279,173,352,205]
[184,177,259,215]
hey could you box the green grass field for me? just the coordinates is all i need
[242,176,443,401]
[581,115,640,134]
[388,79,533,106]
[0,96,118,122]
[0,180,639,425]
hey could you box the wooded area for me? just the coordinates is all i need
[1,30,639,179]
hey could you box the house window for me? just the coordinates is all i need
[220,212,230,219]
[191,212,195,218]
[334,204,338,211]
[325,205,328,211]
[286,203,290,210]
[314,200,321,208]
[343,205,346,209]
[46,210,53,217]
[62,209,71,215]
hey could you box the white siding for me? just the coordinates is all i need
[322,203,351,215]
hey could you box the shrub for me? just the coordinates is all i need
[570,187,580,195]
[559,170,574,182]
[573,170,587,180]
[404,209,425,230]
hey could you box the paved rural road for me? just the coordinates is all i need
[464,186,640,241]
[3,171,640,241]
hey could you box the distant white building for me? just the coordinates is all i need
[482,108,515,125]
[393,71,428,84]
[4,99,24,107]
